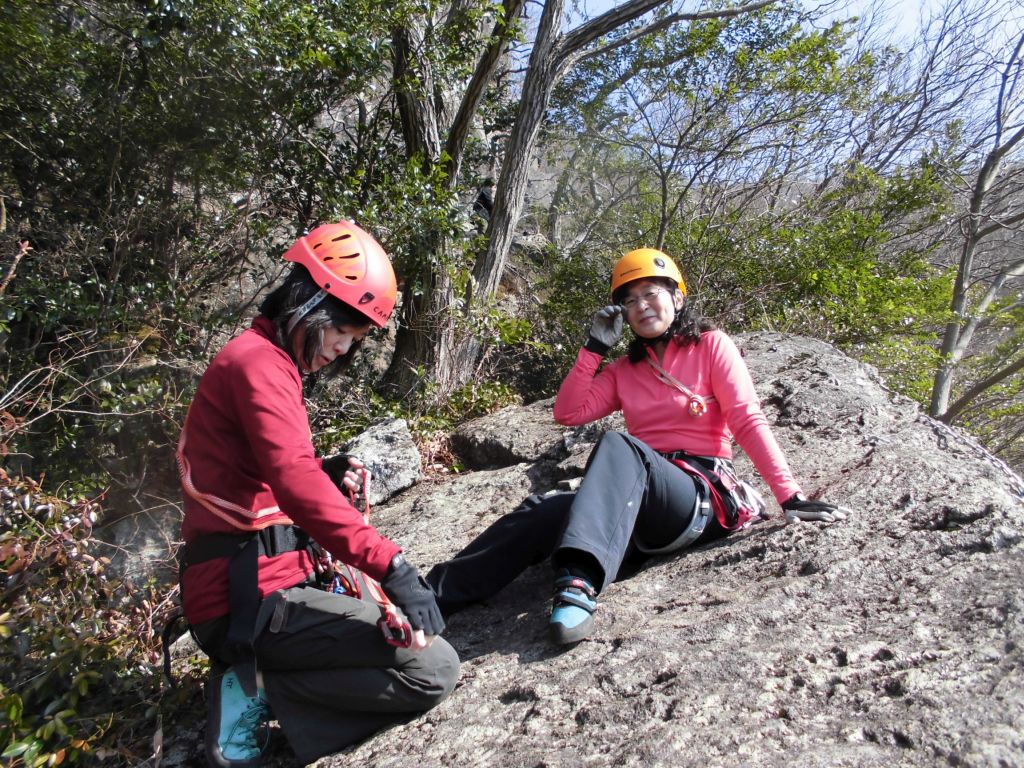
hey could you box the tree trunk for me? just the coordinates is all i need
[381,0,528,399]
[420,0,566,390]
[384,257,463,399]
[381,19,452,398]
[382,0,770,398]
[929,137,1007,417]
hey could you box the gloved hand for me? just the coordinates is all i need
[587,305,624,352]
[322,454,369,494]
[321,454,350,486]
[380,555,446,636]
[782,494,848,523]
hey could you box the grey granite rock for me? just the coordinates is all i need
[165,333,1023,768]
[321,333,1024,768]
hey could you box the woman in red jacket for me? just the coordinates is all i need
[177,222,458,767]
[427,248,845,645]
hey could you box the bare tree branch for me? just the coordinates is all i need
[931,22,1024,417]
[556,0,778,75]
[0,240,31,296]
[942,353,1024,422]
[443,0,528,182]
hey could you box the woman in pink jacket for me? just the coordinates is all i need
[177,221,458,767]
[427,248,844,645]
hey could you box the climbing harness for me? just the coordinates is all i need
[633,471,713,554]
[164,465,414,690]
[661,450,767,531]
[173,523,317,696]
[645,355,714,417]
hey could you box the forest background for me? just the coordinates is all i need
[0,0,1022,764]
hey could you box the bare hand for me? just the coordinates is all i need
[409,629,434,650]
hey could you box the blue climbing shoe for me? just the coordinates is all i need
[205,667,271,768]
[549,571,598,645]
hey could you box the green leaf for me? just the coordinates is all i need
[2,740,31,758]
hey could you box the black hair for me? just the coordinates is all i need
[615,277,717,363]
[259,265,371,378]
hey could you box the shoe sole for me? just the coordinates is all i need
[549,613,595,645]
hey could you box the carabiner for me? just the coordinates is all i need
[330,564,361,597]
[688,394,708,417]
[378,607,414,648]
[363,569,415,648]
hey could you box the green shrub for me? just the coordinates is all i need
[0,470,185,766]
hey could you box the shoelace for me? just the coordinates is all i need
[229,699,270,754]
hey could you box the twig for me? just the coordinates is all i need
[0,240,31,296]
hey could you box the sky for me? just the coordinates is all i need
[570,0,974,45]
[829,0,946,44]
[836,0,1021,56]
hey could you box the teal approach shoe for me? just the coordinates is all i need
[549,571,598,645]
[205,667,271,768]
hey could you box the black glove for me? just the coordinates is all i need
[782,493,848,523]
[380,554,446,636]
[321,454,351,488]
[585,305,624,355]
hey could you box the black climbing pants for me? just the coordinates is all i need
[427,431,727,613]
[193,583,460,764]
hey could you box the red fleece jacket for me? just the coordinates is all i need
[178,316,400,624]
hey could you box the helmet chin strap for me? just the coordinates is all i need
[285,288,328,337]
[639,329,674,346]
[638,301,682,345]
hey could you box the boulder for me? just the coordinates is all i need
[165,333,1023,767]
[343,417,421,506]
[328,332,1024,767]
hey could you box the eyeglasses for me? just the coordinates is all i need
[621,287,669,311]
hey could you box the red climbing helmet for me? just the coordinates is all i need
[283,221,398,328]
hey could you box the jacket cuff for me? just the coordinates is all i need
[584,336,611,356]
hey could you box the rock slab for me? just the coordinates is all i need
[162,333,1021,768]
[335,333,1024,768]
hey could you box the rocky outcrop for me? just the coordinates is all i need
[166,333,1023,767]
[325,333,1024,768]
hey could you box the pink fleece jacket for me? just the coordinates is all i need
[553,330,802,505]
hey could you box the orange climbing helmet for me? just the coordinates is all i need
[283,221,397,328]
[610,248,686,297]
